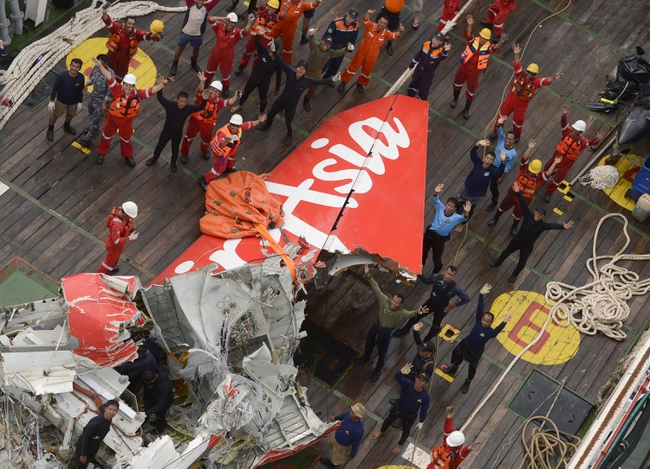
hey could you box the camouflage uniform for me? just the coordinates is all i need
[83,65,113,145]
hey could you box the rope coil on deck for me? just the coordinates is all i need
[578,165,620,189]
[0,0,186,129]
[546,213,650,340]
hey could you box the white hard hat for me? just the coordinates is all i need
[447,431,465,447]
[123,74,137,85]
[209,81,223,91]
[122,201,138,218]
[226,12,238,22]
[230,114,243,125]
[571,120,586,132]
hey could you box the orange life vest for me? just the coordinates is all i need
[252,13,278,38]
[211,124,243,157]
[197,99,220,126]
[422,41,444,58]
[459,39,491,69]
[428,443,458,469]
[106,28,139,57]
[514,167,540,198]
[108,92,141,119]
[555,135,583,161]
[511,75,535,101]
[106,207,134,236]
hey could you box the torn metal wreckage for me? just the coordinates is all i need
[0,253,337,468]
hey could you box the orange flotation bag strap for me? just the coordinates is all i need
[199,171,298,284]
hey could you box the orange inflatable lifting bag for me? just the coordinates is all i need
[199,171,285,239]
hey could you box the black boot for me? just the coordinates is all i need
[480,20,493,29]
[386,41,394,56]
[485,199,498,211]
[170,61,178,76]
[450,90,460,108]
[191,58,201,73]
[225,0,237,12]
[303,97,311,112]
[461,379,471,394]
[487,211,502,226]
[510,220,520,237]
[300,34,309,45]
[463,100,472,119]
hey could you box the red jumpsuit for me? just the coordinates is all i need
[497,160,542,220]
[438,0,460,32]
[204,21,249,89]
[180,90,229,156]
[97,208,134,274]
[341,16,400,86]
[103,14,157,82]
[486,0,517,37]
[542,114,600,195]
[204,120,255,183]
[426,416,471,469]
[453,32,499,101]
[238,6,284,69]
[272,0,318,63]
[98,77,155,159]
[493,60,552,136]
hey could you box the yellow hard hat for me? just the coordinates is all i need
[150,19,165,35]
[479,28,492,40]
[529,159,543,174]
[267,0,280,8]
[526,63,539,74]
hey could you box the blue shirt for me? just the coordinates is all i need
[466,293,506,350]
[463,145,505,197]
[417,273,471,307]
[428,195,468,236]
[394,371,430,422]
[334,411,364,458]
[493,126,518,173]
[50,70,85,105]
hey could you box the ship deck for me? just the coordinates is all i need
[1,0,650,466]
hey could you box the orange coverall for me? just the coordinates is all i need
[272,0,319,62]
[341,15,400,86]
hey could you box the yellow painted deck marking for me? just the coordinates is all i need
[67,38,158,92]
[492,291,580,365]
[439,324,460,343]
[71,141,92,154]
[435,368,454,382]
[600,153,644,211]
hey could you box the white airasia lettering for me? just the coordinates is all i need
[312,158,373,195]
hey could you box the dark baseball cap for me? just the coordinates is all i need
[416,373,430,382]
[418,341,436,353]
[322,36,333,44]
[348,8,359,19]
[296,60,308,69]
[535,207,547,215]
[433,32,445,41]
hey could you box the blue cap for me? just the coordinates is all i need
[348,8,359,19]
[535,207,547,215]
[433,32,445,41]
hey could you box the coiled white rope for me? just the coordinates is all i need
[546,213,650,340]
[578,165,620,190]
[0,0,185,129]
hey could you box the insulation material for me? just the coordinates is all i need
[62,274,144,366]
[0,350,77,394]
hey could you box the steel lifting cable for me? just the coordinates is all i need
[0,0,186,129]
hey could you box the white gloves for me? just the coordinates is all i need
[400,363,413,375]
[269,42,276,52]
[134,412,146,423]
[331,72,341,83]
[480,283,492,295]
[118,375,129,384]
[415,422,423,431]
[76,102,83,113]
[347,42,354,51]
[308,27,316,36]
[48,101,55,112]
[128,232,139,241]
[228,135,240,142]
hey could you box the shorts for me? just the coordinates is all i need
[303,8,315,18]
[178,32,203,48]
[53,99,78,118]
[328,435,351,465]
